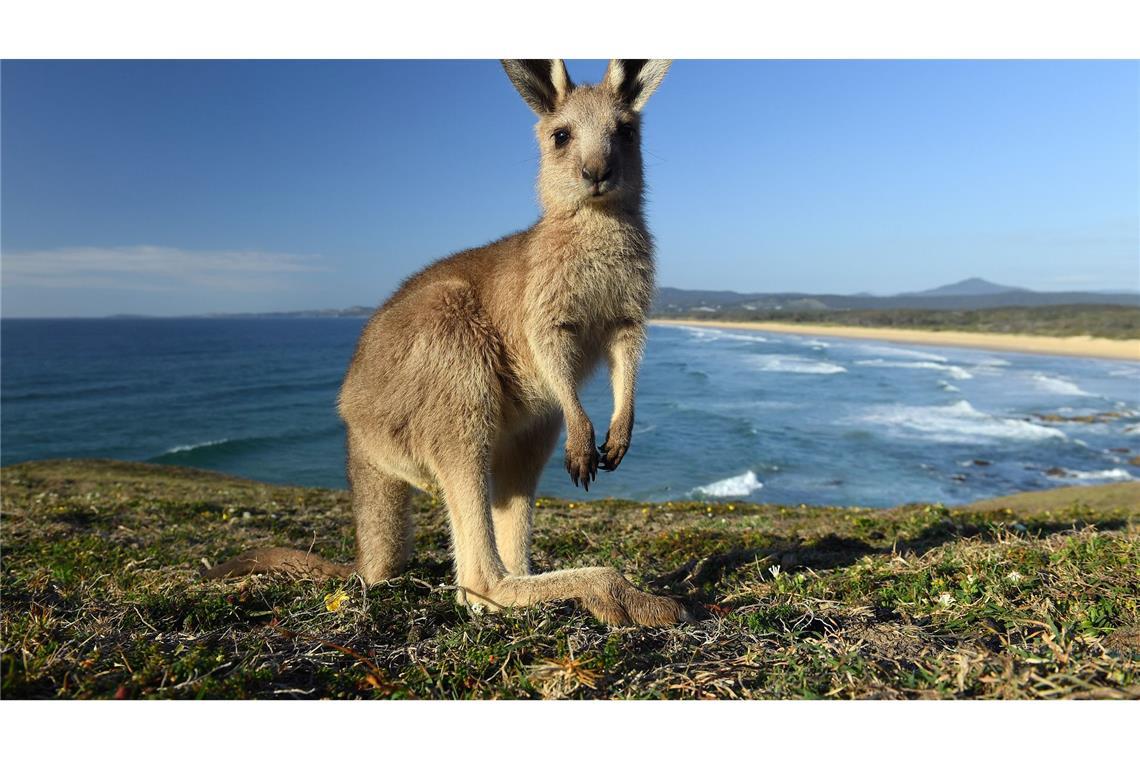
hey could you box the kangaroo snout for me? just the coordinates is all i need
[581,161,618,195]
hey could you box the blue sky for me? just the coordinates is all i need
[2,59,1137,317]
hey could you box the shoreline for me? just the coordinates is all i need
[651,318,1140,361]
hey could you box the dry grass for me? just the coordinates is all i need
[2,459,1138,699]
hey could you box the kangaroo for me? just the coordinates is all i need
[205,59,689,626]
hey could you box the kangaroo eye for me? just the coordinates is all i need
[552,128,571,147]
[618,123,637,140]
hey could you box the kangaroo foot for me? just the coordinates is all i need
[579,568,693,626]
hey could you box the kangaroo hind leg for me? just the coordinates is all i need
[491,414,560,576]
[348,437,413,585]
[441,444,690,626]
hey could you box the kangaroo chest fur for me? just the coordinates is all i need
[531,214,653,332]
[508,215,654,413]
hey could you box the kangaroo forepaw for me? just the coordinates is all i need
[597,430,630,471]
[564,431,599,491]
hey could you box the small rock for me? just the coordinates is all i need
[1034,411,1122,424]
[1045,466,1067,477]
[972,459,991,467]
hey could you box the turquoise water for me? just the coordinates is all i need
[2,318,1137,506]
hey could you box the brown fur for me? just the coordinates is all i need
[204,60,689,627]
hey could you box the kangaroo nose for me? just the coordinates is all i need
[581,164,614,184]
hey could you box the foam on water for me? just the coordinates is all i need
[857,400,1067,444]
[1030,373,1094,397]
[1046,468,1136,482]
[163,439,231,454]
[747,354,847,374]
[694,470,764,498]
[855,359,974,380]
[853,344,949,362]
[672,325,770,343]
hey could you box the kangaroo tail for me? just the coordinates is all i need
[201,547,353,580]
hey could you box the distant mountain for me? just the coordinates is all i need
[653,282,1140,315]
[901,277,1029,298]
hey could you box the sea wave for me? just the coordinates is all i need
[196,376,342,403]
[2,382,146,403]
[853,344,949,362]
[857,400,1067,444]
[855,359,973,380]
[150,426,344,464]
[163,439,232,454]
[671,325,770,344]
[937,380,961,393]
[1029,373,1094,397]
[747,354,847,374]
[1046,467,1136,482]
[693,470,764,498]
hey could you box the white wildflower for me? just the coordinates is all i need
[937,592,954,607]
[1007,570,1023,583]
[769,564,781,579]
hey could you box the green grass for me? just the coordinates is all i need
[2,459,1138,699]
[661,304,1140,339]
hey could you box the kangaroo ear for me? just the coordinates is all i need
[501,59,574,115]
[603,59,671,112]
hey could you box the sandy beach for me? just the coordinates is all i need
[652,319,1140,362]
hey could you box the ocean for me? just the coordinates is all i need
[2,318,1137,507]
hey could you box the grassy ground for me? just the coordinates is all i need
[2,459,1138,699]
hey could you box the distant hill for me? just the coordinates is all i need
[653,280,1140,314]
[901,277,1029,297]
[199,306,374,319]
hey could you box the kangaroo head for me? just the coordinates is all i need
[502,59,670,215]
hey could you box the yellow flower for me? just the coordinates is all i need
[324,589,350,613]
